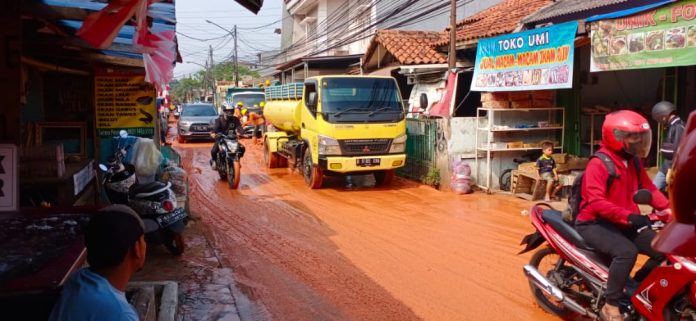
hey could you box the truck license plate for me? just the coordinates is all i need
[356,158,381,167]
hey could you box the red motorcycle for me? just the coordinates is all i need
[519,190,696,321]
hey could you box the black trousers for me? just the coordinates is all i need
[576,221,664,306]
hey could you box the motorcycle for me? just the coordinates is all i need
[214,129,245,189]
[519,190,696,321]
[100,138,188,255]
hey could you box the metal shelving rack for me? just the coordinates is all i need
[475,107,565,192]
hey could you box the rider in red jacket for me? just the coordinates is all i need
[575,110,668,321]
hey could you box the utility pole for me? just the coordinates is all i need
[209,45,216,106]
[449,0,457,69]
[234,25,239,87]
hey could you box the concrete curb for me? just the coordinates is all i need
[128,281,178,321]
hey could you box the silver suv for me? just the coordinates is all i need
[177,103,218,143]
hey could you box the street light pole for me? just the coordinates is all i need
[206,20,239,87]
[449,0,457,69]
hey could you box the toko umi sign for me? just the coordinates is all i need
[590,0,696,72]
[471,21,578,92]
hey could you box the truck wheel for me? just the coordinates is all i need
[374,170,395,186]
[264,139,279,168]
[302,150,323,189]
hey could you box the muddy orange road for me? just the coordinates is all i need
[176,140,558,321]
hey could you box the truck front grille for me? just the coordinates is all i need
[339,139,392,155]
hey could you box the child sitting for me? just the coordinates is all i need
[536,142,562,201]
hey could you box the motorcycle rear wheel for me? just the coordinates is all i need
[164,231,185,256]
[529,247,574,317]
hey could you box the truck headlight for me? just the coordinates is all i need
[318,135,341,155]
[226,141,239,152]
[389,134,407,153]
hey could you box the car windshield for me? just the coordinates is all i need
[321,78,403,114]
[182,105,217,117]
[232,94,265,108]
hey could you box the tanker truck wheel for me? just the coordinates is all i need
[264,139,279,168]
[374,170,395,186]
[302,150,323,189]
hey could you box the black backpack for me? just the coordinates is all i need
[566,152,642,222]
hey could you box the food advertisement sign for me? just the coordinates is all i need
[471,21,578,92]
[591,0,696,72]
[95,69,156,137]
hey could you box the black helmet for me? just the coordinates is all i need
[652,101,676,124]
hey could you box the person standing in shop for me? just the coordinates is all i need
[651,101,685,191]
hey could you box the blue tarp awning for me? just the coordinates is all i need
[586,0,675,22]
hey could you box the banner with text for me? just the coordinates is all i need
[471,21,578,92]
[95,69,156,137]
[591,0,696,72]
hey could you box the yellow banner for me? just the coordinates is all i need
[95,70,156,136]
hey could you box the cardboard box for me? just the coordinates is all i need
[507,141,524,149]
[482,100,510,108]
[511,100,533,108]
[509,91,531,100]
[531,90,556,100]
[552,153,567,164]
[532,99,554,108]
[518,162,537,172]
[480,92,509,102]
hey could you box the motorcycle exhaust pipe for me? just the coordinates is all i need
[523,265,598,319]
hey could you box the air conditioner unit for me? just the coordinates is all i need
[407,76,416,85]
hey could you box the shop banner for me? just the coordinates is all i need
[471,21,578,92]
[590,0,696,72]
[95,69,156,137]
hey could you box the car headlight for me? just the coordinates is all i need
[318,135,341,155]
[179,121,191,128]
[389,134,407,153]
[226,141,239,152]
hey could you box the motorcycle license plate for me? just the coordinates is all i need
[155,207,187,228]
[356,158,381,167]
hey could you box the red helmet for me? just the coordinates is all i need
[653,110,696,256]
[601,110,652,158]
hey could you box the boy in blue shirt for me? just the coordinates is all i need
[49,205,147,321]
[536,142,562,201]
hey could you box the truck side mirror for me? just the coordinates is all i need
[419,93,428,109]
[307,92,318,111]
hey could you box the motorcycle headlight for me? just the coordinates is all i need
[318,135,341,155]
[389,134,407,153]
[226,141,239,152]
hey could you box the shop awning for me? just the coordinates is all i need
[586,0,675,22]
[233,0,264,14]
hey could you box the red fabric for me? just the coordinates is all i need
[577,147,669,225]
[76,0,141,49]
[428,71,456,118]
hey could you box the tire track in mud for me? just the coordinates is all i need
[176,141,560,321]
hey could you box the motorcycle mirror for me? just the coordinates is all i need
[99,164,109,172]
[119,130,128,138]
[633,189,653,205]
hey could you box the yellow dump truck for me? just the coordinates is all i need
[263,76,407,189]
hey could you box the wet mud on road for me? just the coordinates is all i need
[175,138,559,321]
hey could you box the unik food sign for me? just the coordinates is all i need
[471,21,578,91]
[590,0,696,71]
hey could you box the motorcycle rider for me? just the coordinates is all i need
[210,106,243,169]
[653,110,696,257]
[650,101,685,191]
[574,110,669,321]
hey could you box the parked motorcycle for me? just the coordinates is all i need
[100,137,188,255]
[519,190,695,321]
[214,129,245,189]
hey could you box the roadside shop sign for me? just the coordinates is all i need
[0,144,18,212]
[95,69,156,137]
[590,0,696,72]
[471,21,578,92]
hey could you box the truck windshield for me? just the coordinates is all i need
[182,104,217,117]
[232,94,265,108]
[321,78,403,115]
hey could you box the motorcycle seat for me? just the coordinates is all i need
[542,209,594,251]
[129,181,171,199]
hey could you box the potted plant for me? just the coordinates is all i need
[422,166,441,189]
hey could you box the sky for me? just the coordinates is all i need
[174,0,284,79]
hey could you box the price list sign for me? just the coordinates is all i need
[95,69,156,137]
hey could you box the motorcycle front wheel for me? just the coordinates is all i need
[227,160,241,189]
[528,247,574,317]
[217,155,227,180]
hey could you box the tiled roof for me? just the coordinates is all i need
[522,0,628,23]
[434,0,554,46]
[364,29,449,65]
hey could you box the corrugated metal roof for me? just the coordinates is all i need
[522,0,627,24]
[233,0,264,14]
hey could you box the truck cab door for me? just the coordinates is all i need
[302,80,320,162]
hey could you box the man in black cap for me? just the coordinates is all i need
[49,205,147,321]
[651,101,685,191]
